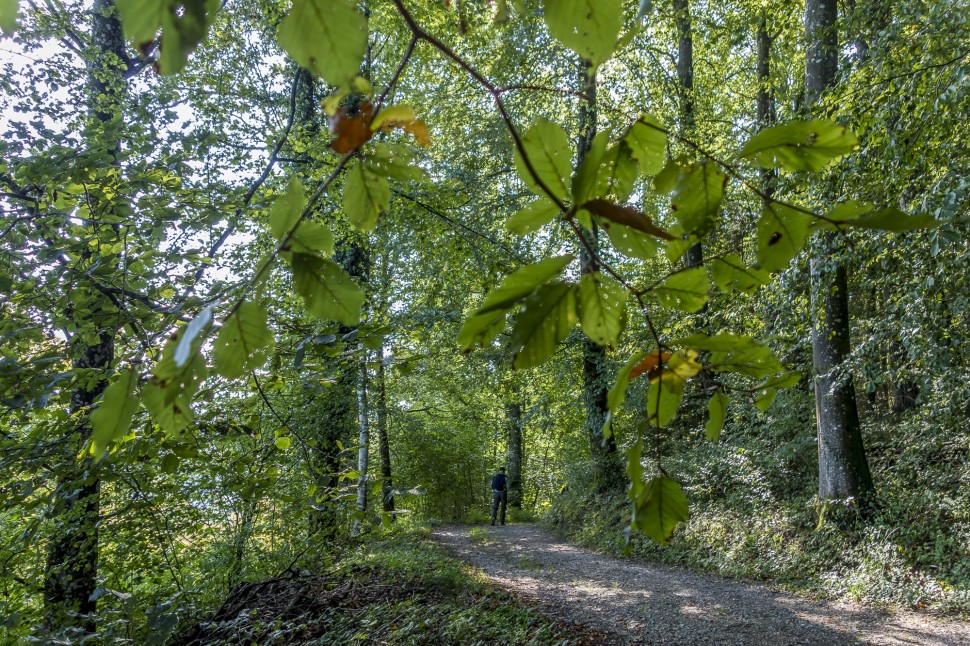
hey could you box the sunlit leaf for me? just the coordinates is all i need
[632,476,689,544]
[606,222,660,260]
[652,267,709,313]
[213,302,274,380]
[670,161,728,236]
[117,0,219,74]
[577,272,627,347]
[344,162,390,231]
[706,390,728,443]
[541,0,623,66]
[89,367,140,459]
[740,120,858,172]
[277,0,367,86]
[646,372,684,427]
[513,118,572,202]
[510,282,578,369]
[507,199,560,236]
[757,202,813,272]
[624,115,666,175]
[1,0,18,36]
[710,254,770,294]
[477,255,573,314]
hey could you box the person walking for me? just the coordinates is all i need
[490,467,508,526]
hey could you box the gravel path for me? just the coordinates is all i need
[432,524,970,645]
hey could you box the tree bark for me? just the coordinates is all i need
[376,344,394,516]
[352,350,369,536]
[506,402,523,508]
[43,0,125,633]
[806,0,874,504]
[575,61,622,491]
[757,14,777,202]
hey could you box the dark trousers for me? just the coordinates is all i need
[491,490,507,524]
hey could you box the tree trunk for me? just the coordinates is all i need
[506,402,523,508]
[757,14,777,202]
[575,61,622,491]
[674,0,705,275]
[43,0,125,633]
[806,0,874,504]
[352,350,369,536]
[376,344,394,516]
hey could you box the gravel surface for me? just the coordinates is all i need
[432,524,970,645]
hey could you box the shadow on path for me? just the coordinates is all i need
[432,524,970,646]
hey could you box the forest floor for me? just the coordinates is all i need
[432,523,970,645]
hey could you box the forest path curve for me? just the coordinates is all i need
[431,524,970,645]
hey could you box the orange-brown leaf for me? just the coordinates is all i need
[329,102,375,154]
[583,199,675,240]
[629,349,672,381]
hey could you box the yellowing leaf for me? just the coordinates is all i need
[371,104,417,131]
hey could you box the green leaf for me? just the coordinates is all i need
[757,202,813,272]
[709,343,784,378]
[583,143,638,203]
[510,282,578,369]
[626,438,645,499]
[607,349,649,419]
[578,272,627,347]
[290,253,364,326]
[606,223,660,260]
[624,115,666,175]
[507,199,561,236]
[275,436,292,450]
[670,161,728,236]
[754,388,776,410]
[846,208,941,232]
[740,120,858,172]
[213,302,275,380]
[117,0,218,75]
[674,332,755,352]
[757,371,801,389]
[705,390,728,443]
[458,256,573,353]
[89,367,140,459]
[652,267,709,313]
[457,309,507,353]
[142,349,207,436]
[344,162,390,231]
[1,0,18,36]
[541,0,623,66]
[632,476,689,545]
[514,118,572,202]
[478,255,573,314]
[572,132,609,204]
[710,254,770,294]
[252,181,328,254]
[646,372,685,428]
[365,143,428,182]
[277,0,367,86]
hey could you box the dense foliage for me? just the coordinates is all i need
[0,0,967,640]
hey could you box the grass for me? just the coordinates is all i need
[171,527,611,645]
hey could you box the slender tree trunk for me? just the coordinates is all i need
[376,344,394,516]
[575,60,621,491]
[806,0,874,504]
[43,0,125,633]
[506,402,523,508]
[352,351,369,536]
[757,14,777,202]
[674,0,705,275]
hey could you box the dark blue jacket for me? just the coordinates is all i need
[491,473,508,492]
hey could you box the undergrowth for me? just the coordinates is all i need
[171,528,609,645]
[548,394,970,616]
